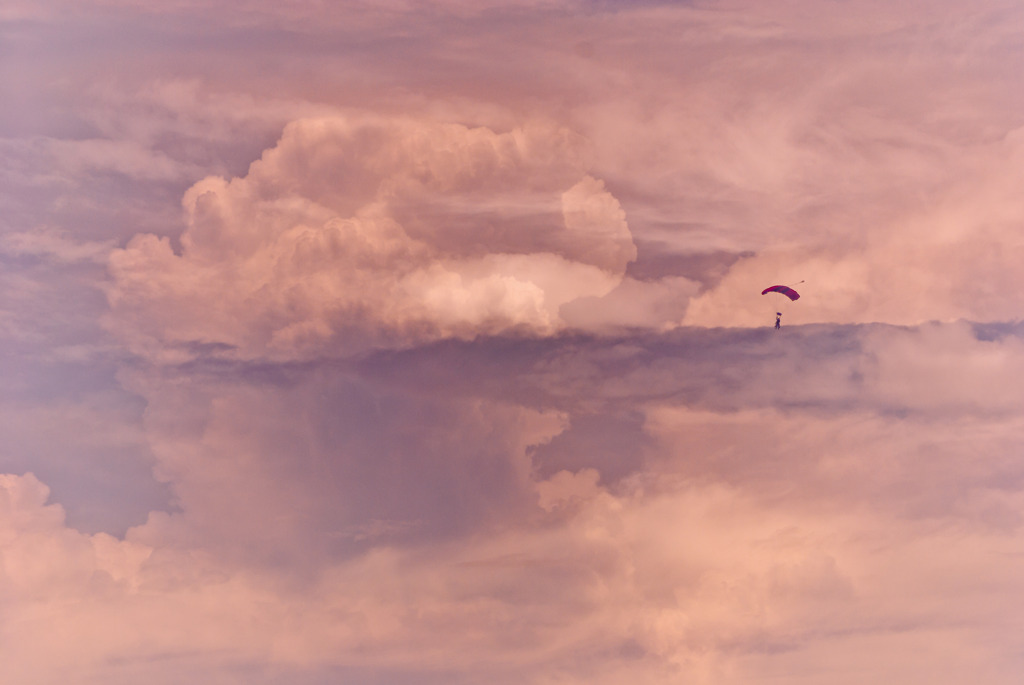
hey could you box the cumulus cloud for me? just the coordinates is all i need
[107,117,637,361]
[8,410,1024,685]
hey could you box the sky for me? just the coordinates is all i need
[4,1,1024,682]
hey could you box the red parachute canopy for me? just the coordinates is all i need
[761,285,800,301]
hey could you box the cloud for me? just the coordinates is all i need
[0,227,114,264]
[860,321,1024,414]
[43,137,197,182]
[363,321,1024,421]
[556,3,1024,329]
[110,319,1024,564]
[11,0,1024,683]
[9,419,1024,685]
[107,116,638,362]
[115,361,568,567]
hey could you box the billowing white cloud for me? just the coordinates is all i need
[107,117,636,361]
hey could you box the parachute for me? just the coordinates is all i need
[762,283,801,329]
[761,285,800,301]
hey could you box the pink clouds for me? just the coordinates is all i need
[681,124,1024,327]
[8,0,1024,683]
[107,117,635,361]
[8,394,1024,685]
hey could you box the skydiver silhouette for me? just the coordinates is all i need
[775,312,781,330]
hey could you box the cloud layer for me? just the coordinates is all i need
[6,1,1024,683]
[9,323,1024,684]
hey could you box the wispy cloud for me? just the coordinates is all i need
[1,227,114,263]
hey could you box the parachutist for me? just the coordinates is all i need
[763,284,800,330]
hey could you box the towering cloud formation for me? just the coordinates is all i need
[108,117,635,361]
